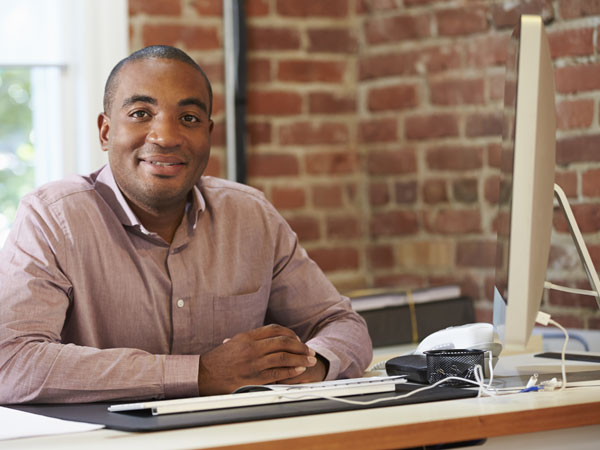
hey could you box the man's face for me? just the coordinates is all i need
[98,58,213,213]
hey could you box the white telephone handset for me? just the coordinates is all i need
[374,323,502,378]
[414,323,502,377]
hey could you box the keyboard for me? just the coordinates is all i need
[108,375,406,416]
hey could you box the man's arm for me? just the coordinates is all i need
[196,324,320,395]
[0,200,199,403]
[0,200,323,402]
[265,216,373,382]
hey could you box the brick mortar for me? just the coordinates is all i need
[127,1,600,328]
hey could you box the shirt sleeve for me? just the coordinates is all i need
[266,210,373,380]
[0,198,199,403]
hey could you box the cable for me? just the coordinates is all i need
[486,349,495,389]
[281,351,499,407]
[541,332,588,351]
[544,281,598,297]
[282,333,583,408]
[535,311,569,391]
[367,319,571,403]
[280,374,485,407]
[548,318,568,391]
[370,360,387,371]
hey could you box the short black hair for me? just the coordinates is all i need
[103,45,213,117]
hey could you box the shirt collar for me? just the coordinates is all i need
[188,181,205,230]
[94,164,206,233]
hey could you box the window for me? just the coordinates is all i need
[0,0,128,244]
[0,69,34,243]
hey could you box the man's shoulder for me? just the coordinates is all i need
[199,176,270,206]
[24,174,96,207]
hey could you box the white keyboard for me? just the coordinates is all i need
[108,376,406,416]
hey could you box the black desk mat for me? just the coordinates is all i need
[9,383,478,432]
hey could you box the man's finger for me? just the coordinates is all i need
[244,324,300,340]
[277,358,327,385]
[259,366,307,385]
[257,335,315,356]
[255,352,317,372]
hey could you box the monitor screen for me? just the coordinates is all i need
[493,15,557,353]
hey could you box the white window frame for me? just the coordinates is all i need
[0,0,128,185]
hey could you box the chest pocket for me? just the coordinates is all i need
[212,284,269,346]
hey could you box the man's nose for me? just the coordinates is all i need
[146,117,183,147]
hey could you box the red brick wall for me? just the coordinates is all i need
[129,0,600,330]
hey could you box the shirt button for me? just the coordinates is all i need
[177,299,185,308]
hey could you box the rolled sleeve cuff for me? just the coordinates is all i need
[164,354,200,399]
[306,342,340,381]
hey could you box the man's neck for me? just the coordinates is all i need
[128,200,187,244]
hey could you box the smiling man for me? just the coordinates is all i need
[98,53,214,244]
[0,46,372,403]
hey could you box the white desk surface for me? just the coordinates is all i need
[2,354,600,450]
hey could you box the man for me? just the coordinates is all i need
[0,46,372,403]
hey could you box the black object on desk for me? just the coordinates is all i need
[386,354,428,383]
[11,383,478,432]
[534,352,600,363]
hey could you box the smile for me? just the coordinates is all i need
[150,161,180,167]
[140,158,186,177]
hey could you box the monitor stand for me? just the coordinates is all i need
[551,183,600,308]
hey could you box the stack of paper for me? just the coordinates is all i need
[349,285,461,312]
[0,407,104,441]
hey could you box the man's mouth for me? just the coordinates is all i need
[140,156,186,176]
[150,161,181,167]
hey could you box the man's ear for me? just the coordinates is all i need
[97,113,111,151]
[208,119,214,134]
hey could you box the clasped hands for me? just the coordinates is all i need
[197,324,327,395]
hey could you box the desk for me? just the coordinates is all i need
[3,356,600,450]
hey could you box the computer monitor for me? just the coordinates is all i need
[493,15,556,353]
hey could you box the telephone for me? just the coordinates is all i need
[384,323,502,383]
[414,322,502,356]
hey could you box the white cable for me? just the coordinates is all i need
[544,281,598,297]
[281,356,500,407]
[486,350,494,389]
[536,311,569,391]
[280,374,488,407]
[370,360,387,371]
[536,311,551,326]
[548,318,569,391]
[343,344,578,408]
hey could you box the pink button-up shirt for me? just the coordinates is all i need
[0,165,372,403]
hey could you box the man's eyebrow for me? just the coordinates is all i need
[121,95,157,109]
[178,97,208,114]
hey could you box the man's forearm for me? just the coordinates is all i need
[0,339,199,403]
[304,310,373,380]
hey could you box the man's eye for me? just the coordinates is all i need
[182,114,199,123]
[131,110,149,119]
